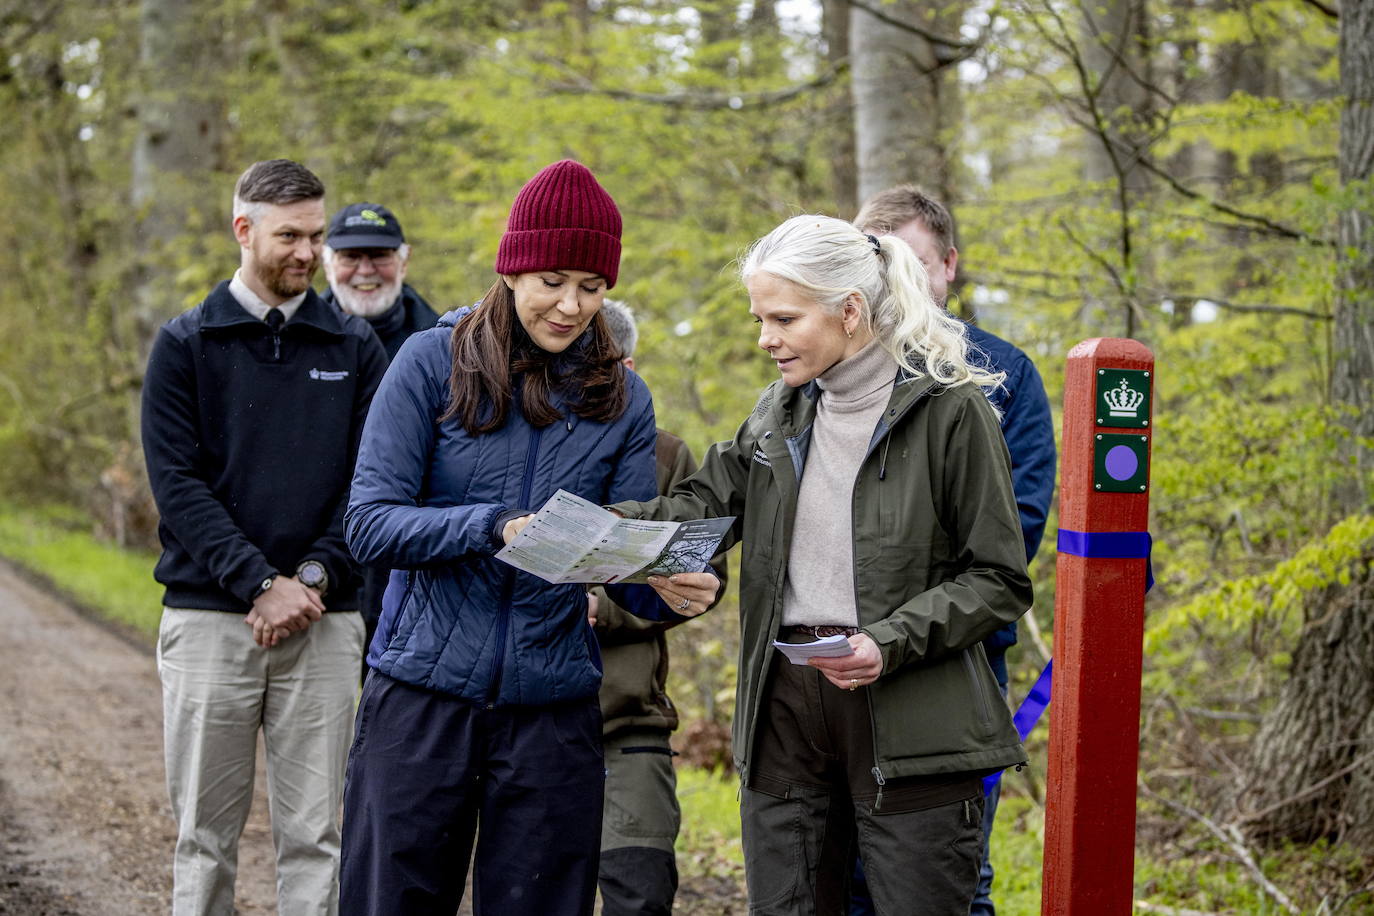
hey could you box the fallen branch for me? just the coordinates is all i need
[1138,779,1300,915]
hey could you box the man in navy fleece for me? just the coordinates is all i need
[141,159,387,915]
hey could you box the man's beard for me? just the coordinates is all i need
[333,276,403,318]
[255,258,317,300]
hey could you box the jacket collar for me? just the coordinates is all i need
[199,281,347,337]
[770,368,939,437]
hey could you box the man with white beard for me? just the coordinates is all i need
[322,202,439,363]
[321,202,439,680]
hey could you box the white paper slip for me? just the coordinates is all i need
[771,634,855,666]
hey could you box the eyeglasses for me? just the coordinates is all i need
[333,250,398,268]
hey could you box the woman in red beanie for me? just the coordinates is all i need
[338,160,719,916]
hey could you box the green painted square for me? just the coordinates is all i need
[1096,368,1151,428]
[1094,434,1150,493]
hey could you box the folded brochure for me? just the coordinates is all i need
[771,634,856,665]
[495,489,733,585]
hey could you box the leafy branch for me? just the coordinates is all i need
[842,0,986,67]
[547,60,849,111]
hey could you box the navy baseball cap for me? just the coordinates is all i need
[326,203,405,249]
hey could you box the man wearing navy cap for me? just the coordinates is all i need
[322,203,439,363]
[322,203,440,679]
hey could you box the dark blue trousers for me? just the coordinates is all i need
[340,672,605,916]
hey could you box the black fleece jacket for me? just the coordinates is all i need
[141,281,388,612]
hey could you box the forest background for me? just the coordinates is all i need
[1,0,1372,912]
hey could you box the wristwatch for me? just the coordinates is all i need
[297,560,329,595]
[251,574,278,600]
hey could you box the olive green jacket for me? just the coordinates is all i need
[612,372,1032,782]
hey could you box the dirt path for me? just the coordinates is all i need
[0,561,746,915]
[0,561,280,915]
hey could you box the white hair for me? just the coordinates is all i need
[739,215,1003,391]
[599,299,638,359]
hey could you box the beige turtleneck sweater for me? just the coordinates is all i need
[781,338,899,627]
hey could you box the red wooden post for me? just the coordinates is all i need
[1041,338,1154,915]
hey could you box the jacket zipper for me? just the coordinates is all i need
[485,423,543,707]
[858,389,933,801]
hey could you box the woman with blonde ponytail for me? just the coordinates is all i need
[612,214,1031,914]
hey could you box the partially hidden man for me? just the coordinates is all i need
[141,159,388,916]
[593,300,728,916]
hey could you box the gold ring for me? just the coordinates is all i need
[849,678,858,691]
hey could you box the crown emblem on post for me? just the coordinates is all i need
[1104,378,1145,417]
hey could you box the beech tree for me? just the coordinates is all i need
[1242,0,1374,853]
[848,0,972,204]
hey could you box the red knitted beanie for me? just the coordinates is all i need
[495,160,623,289]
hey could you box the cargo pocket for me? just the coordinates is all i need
[741,772,833,913]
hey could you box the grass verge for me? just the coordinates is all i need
[0,504,161,642]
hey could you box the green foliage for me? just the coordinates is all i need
[1146,513,1374,655]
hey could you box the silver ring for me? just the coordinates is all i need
[677,597,690,611]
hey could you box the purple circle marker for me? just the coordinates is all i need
[1105,445,1138,481]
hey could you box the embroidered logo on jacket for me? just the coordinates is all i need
[752,447,772,468]
[309,368,350,381]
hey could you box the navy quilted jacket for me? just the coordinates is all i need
[346,308,668,706]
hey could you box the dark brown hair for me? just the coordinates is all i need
[233,159,325,209]
[441,280,629,435]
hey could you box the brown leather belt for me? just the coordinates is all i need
[779,624,860,639]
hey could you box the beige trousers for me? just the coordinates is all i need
[157,608,363,916]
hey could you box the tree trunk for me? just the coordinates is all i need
[849,0,963,205]
[1079,0,1153,337]
[1243,0,1374,853]
[1242,572,1374,848]
[822,0,857,216]
[1080,0,1153,189]
[132,0,226,357]
[1331,0,1374,508]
